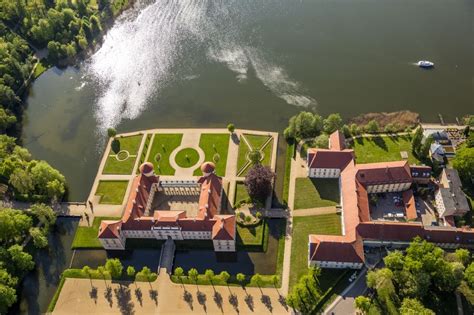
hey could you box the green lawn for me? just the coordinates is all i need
[283,142,295,204]
[136,133,152,173]
[147,133,183,175]
[290,214,342,289]
[236,221,265,246]
[175,148,200,168]
[193,133,230,176]
[261,139,273,167]
[350,135,420,164]
[237,136,251,174]
[33,60,49,79]
[237,134,273,176]
[294,178,340,209]
[103,134,143,174]
[244,134,271,150]
[234,181,250,205]
[94,180,129,204]
[71,216,121,249]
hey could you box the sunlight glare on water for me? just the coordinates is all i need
[87,0,316,132]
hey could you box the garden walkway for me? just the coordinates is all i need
[292,206,337,217]
[169,131,205,177]
[53,270,290,314]
[280,141,308,295]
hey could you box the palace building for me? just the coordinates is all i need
[307,131,474,269]
[98,161,236,252]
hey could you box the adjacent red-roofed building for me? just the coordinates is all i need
[98,162,236,252]
[302,131,474,270]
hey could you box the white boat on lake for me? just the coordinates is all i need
[417,60,434,68]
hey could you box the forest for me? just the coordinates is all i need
[0,0,132,197]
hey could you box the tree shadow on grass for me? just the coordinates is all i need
[149,289,158,305]
[105,286,113,307]
[114,285,135,315]
[261,294,273,313]
[184,290,193,310]
[229,293,239,313]
[111,139,121,153]
[197,291,207,312]
[244,294,254,311]
[134,288,143,306]
[370,136,388,151]
[89,286,98,304]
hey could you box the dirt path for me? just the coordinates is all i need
[53,272,289,315]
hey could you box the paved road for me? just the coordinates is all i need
[324,269,368,315]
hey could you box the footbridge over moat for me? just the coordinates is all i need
[158,237,176,275]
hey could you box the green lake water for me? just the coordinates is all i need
[22,0,473,201]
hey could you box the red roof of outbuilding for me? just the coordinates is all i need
[329,130,346,151]
[308,149,355,170]
[356,161,412,185]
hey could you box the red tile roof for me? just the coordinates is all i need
[403,190,417,220]
[329,130,346,151]
[309,235,364,264]
[197,173,223,219]
[356,161,412,185]
[98,220,122,239]
[99,162,235,242]
[308,149,355,170]
[307,142,473,266]
[212,215,236,240]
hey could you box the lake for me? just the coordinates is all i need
[22,0,473,201]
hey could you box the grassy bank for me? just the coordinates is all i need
[72,216,121,249]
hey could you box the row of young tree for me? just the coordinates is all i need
[283,111,411,144]
[0,135,66,200]
[81,258,157,282]
[173,267,279,288]
[0,204,57,313]
[355,237,474,315]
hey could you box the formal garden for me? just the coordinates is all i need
[294,178,340,210]
[146,133,183,175]
[94,180,129,205]
[236,134,274,176]
[103,134,144,174]
[193,133,230,176]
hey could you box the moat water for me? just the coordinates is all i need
[13,218,284,314]
[22,0,473,201]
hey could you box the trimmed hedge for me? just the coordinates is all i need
[47,275,66,312]
[171,273,279,288]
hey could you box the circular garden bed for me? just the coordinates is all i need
[175,148,200,168]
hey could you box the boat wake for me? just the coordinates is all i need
[87,0,316,131]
